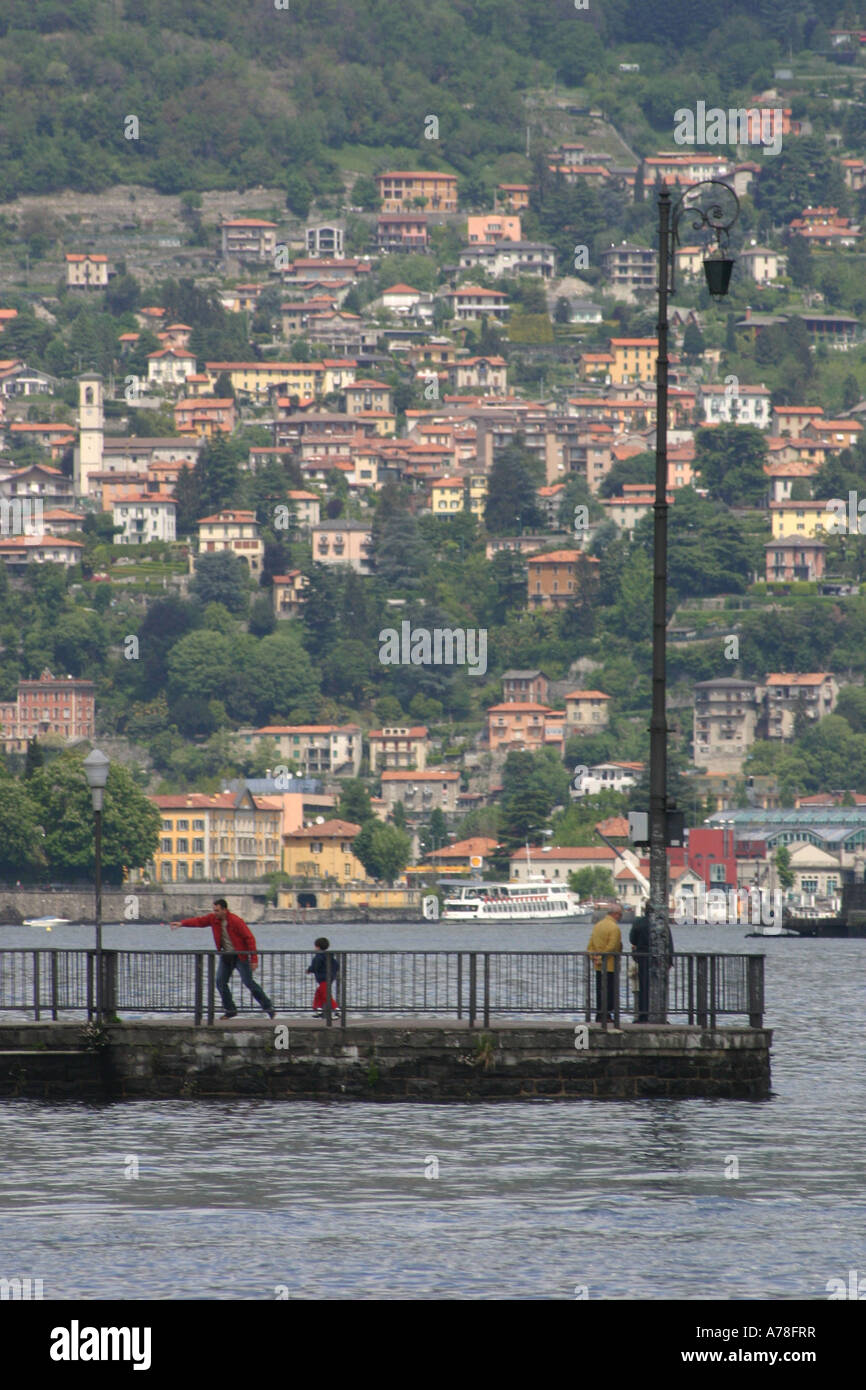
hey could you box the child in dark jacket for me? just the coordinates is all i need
[307,937,339,1015]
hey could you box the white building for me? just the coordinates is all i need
[571,761,644,798]
[458,241,556,279]
[112,490,177,544]
[699,383,772,429]
[147,348,197,389]
[305,223,344,258]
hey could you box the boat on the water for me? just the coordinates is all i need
[440,879,590,922]
[21,917,71,929]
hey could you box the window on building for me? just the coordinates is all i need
[161,838,172,853]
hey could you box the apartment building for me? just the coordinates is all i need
[376,171,458,213]
[235,724,363,777]
[609,338,658,385]
[220,219,278,261]
[146,790,282,883]
[310,520,372,573]
[600,243,657,295]
[763,673,838,740]
[693,678,762,773]
[0,668,95,754]
[379,769,461,814]
[501,670,550,705]
[112,490,177,544]
[699,383,771,428]
[368,726,429,773]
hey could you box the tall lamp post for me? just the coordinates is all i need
[649,180,740,1023]
[83,749,110,1021]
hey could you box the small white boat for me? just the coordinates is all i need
[21,917,71,930]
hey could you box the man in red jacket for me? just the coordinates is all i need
[170,898,275,1020]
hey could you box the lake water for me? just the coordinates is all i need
[0,921,864,1299]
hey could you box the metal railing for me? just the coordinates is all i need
[0,950,764,1028]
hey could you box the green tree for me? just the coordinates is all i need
[23,738,44,780]
[774,844,795,891]
[28,753,160,884]
[599,452,656,498]
[567,866,616,899]
[338,779,373,824]
[352,821,412,885]
[484,438,545,534]
[189,552,250,615]
[0,778,46,878]
[694,424,768,507]
[682,321,705,359]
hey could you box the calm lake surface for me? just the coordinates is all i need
[0,920,863,1300]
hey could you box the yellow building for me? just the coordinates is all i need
[145,791,281,883]
[468,473,488,518]
[282,818,369,882]
[770,500,832,540]
[203,360,356,402]
[609,337,659,385]
[430,476,465,514]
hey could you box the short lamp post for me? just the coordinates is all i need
[649,179,740,1023]
[83,749,110,1021]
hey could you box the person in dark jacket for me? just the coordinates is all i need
[170,898,275,1020]
[307,937,339,1016]
[629,908,674,1022]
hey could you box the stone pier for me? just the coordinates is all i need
[0,1019,772,1101]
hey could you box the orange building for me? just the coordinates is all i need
[527,549,599,610]
[377,171,458,213]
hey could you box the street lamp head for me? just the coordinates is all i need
[703,256,734,298]
[83,748,110,810]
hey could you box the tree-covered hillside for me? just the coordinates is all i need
[0,0,848,200]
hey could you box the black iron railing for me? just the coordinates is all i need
[0,950,765,1028]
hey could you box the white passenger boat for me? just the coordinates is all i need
[21,917,71,930]
[440,879,590,922]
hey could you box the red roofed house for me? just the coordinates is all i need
[173,397,237,437]
[65,253,110,289]
[195,508,263,576]
[147,347,197,388]
[527,549,600,609]
[486,703,566,754]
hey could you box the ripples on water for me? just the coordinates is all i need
[0,924,864,1298]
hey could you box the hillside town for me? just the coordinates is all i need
[3,59,866,923]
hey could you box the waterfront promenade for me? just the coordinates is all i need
[0,947,770,1101]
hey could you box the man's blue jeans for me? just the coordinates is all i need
[216,953,273,1014]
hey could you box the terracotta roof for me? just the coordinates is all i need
[286,819,362,838]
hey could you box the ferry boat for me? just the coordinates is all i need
[440,879,590,922]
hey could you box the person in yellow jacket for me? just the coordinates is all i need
[587,904,623,1023]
